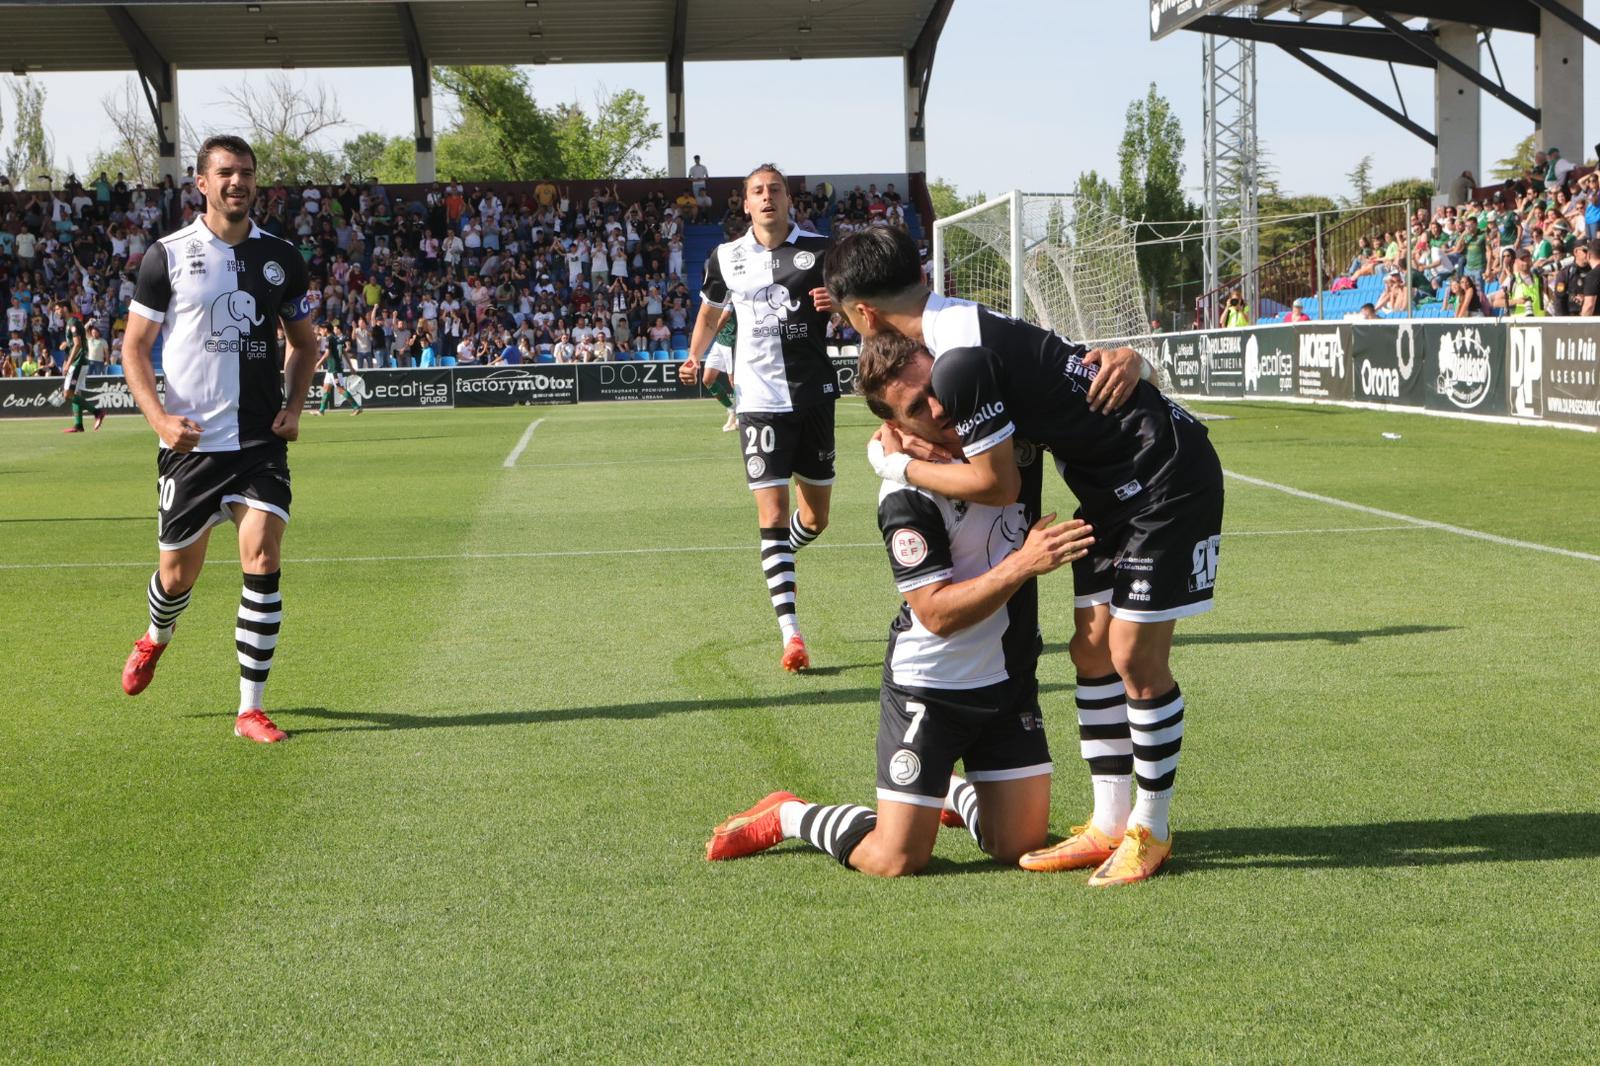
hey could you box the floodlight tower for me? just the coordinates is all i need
[1202,6,1260,325]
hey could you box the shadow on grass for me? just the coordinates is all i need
[1172,812,1600,873]
[718,811,1600,879]
[1039,623,1458,653]
[276,682,1078,734]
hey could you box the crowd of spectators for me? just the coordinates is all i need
[0,161,918,378]
[1274,147,1600,323]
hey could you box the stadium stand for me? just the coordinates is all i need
[0,168,919,378]
[1210,158,1599,328]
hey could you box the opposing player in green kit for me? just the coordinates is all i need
[702,311,737,432]
[60,315,105,433]
[314,322,363,416]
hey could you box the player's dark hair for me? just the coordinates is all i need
[197,135,256,175]
[743,163,785,193]
[824,226,924,305]
[856,331,929,421]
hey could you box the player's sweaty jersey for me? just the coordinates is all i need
[700,223,834,414]
[131,217,312,452]
[922,292,1217,519]
[877,440,1044,695]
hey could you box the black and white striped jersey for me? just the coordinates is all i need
[131,218,312,452]
[700,224,835,414]
[920,293,1214,519]
[877,442,1044,694]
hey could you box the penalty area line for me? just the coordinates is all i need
[503,417,544,468]
[1225,469,1600,564]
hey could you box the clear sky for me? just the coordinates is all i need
[4,0,1596,203]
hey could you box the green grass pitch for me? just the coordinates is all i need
[3,397,1597,1064]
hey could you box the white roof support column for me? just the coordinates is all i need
[1432,22,1481,199]
[903,0,953,175]
[398,3,435,183]
[1532,0,1587,167]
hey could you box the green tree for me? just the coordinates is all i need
[374,134,419,184]
[220,73,346,184]
[3,79,56,189]
[341,131,391,180]
[1490,134,1538,181]
[1368,177,1432,210]
[433,66,561,181]
[1344,154,1374,206]
[1116,84,1194,321]
[88,78,161,185]
[550,88,662,180]
[928,177,985,219]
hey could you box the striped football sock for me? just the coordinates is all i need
[759,526,800,641]
[236,570,282,714]
[146,571,191,644]
[1129,685,1184,840]
[1077,673,1133,837]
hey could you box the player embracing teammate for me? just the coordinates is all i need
[821,226,1223,886]
[680,164,839,671]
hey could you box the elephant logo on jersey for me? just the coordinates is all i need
[986,504,1029,567]
[204,290,265,355]
[754,283,802,320]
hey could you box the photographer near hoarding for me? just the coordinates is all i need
[118,135,320,745]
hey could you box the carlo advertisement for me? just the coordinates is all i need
[1506,321,1600,426]
[1351,323,1426,406]
[454,365,578,407]
[0,374,164,419]
[1421,322,1509,417]
[1242,327,1297,398]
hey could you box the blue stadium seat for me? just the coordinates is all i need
[670,348,689,361]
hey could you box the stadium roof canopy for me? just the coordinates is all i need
[0,0,956,178]
[1149,0,1594,186]
[0,0,948,71]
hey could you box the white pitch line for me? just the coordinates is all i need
[1225,469,1600,564]
[0,525,1434,572]
[502,418,544,468]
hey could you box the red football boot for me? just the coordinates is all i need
[235,709,288,743]
[781,634,810,673]
[121,635,168,695]
[706,790,801,861]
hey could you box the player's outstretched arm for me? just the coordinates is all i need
[123,311,200,452]
[902,514,1091,637]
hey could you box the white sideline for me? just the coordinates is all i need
[0,525,1435,572]
[502,418,544,468]
[1225,469,1600,564]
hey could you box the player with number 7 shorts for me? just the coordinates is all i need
[706,427,1094,876]
[827,225,1225,886]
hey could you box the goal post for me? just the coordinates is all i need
[932,190,1153,359]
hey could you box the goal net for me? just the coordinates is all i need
[932,191,1158,371]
